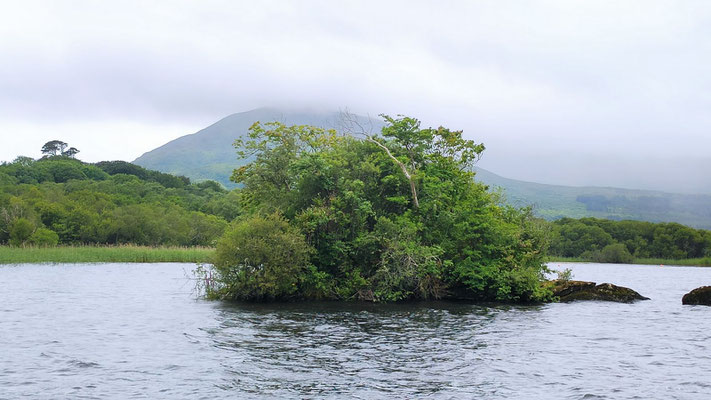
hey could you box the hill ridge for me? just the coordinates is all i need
[134,108,711,229]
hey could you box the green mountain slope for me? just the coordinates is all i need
[134,108,711,229]
[134,107,378,187]
[474,168,711,229]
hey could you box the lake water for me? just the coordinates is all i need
[1,262,711,399]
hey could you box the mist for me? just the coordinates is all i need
[1,0,710,193]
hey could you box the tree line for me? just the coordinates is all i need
[0,158,237,247]
[548,217,711,262]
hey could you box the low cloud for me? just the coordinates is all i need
[1,0,710,192]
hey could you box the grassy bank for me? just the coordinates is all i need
[547,256,711,267]
[0,245,215,264]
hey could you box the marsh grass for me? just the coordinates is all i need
[0,245,215,264]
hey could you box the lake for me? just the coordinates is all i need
[1,262,710,399]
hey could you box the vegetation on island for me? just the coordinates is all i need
[203,116,553,303]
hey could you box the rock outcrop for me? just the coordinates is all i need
[546,280,649,303]
[682,286,711,305]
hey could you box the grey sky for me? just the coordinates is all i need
[1,1,710,193]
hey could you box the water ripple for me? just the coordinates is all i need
[1,262,711,398]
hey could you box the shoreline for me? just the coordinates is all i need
[547,257,711,267]
[1,246,707,267]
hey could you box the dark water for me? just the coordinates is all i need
[1,262,711,399]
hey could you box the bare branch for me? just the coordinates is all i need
[339,110,419,208]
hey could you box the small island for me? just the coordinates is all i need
[202,116,553,302]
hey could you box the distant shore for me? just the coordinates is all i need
[547,256,711,267]
[1,246,708,267]
[0,245,214,264]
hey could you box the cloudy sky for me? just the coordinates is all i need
[1,0,710,193]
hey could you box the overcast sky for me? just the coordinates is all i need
[1,0,710,192]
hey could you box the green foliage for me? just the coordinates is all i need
[95,160,191,188]
[212,214,313,300]
[0,157,235,247]
[212,116,551,303]
[549,219,614,257]
[583,243,634,264]
[0,245,214,264]
[556,268,573,281]
[549,217,711,262]
[28,228,59,247]
[9,218,35,246]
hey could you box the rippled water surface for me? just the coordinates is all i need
[2,262,711,399]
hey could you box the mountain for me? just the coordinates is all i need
[135,108,711,229]
[134,107,379,186]
[474,168,711,229]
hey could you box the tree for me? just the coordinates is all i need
[9,218,35,246]
[41,140,68,156]
[224,115,552,303]
[341,112,485,209]
[62,147,80,158]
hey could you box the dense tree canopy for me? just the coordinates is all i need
[549,217,711,261]
[211,116,552,303]
[0,157,234,247]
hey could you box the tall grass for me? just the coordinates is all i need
[0,245,215,264]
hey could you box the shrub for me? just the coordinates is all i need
[28,228,59,247]
[583,243,634,264]
[212,214,313,300]
[556,268,573,281]
[9,218,35,246]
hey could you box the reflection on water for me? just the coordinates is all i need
[1,262,711,399]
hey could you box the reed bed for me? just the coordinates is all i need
[0,245,215,264]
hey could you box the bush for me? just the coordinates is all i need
[583,243,634,264]
[556,268,573,281]
[9,218,35,246]
[212,214,313,300]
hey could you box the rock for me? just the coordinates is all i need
[546,280,596,298]
[546,280,649,303]
[682,286,711,305]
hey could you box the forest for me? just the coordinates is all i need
[0,157,235,247]
[549,217,711,262]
